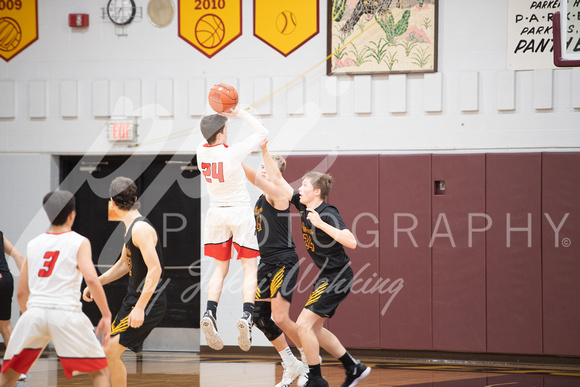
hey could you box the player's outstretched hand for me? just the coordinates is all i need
[259,139,268,151]
[219,105,240,117]
[82,287,93,302]
[96,315,111,347]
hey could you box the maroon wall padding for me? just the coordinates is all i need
[379,155,433,350]
[282,155,329,325]
[486,154,543,354]
[431,154,486,352]
[326,155,380,348]
[542,153,580,356]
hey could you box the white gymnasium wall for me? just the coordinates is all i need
[1,1,579,349]
[0,154,56,341]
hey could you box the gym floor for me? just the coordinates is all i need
[11,350,580,386]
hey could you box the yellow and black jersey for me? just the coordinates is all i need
[255,194,296,259]
[124,217,165,297]
[290,191,350,270]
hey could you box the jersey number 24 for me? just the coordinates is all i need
[201,162,225,183]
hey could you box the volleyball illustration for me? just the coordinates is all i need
[0,18,22,52]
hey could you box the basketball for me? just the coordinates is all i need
[208,83,238,113]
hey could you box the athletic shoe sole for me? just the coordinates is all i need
[345,366,371,387]
[201,316,224,350]
[236,318,252,351]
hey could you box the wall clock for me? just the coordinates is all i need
[107,0,137,26]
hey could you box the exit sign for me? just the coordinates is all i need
[107,119,137,142]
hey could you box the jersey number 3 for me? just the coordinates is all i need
[39,251,60,277]
[201,162,225,183]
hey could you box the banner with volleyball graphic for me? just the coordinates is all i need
[0,0,38,62]
[254,0,319,56]
[178,0,242,58]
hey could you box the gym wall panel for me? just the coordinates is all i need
[320,76,337,115]
[542,153,580,356]
[486,154,542,354]
[389,74,406,113]
[460,72,479,112]
[28,81,47,118]
[156,79,173,117]
[253,77,272,116]
[287,76,304,115]
[124,80,142,117]
[282,155,328,326]
[0,81,15,118]
[573,68,580,108]
[188,78,206,117]
[496,71,515,111]
[60,80,78,118]
[431,154,486,352]
[354,76,372,114]
[534,69,553,110]
[424,73,442,112]
[327,155,380,348]
[92,80,110,117]
[379,155,432,350]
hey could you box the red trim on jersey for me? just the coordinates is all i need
[202,143,229,148]
[1,348,43,374]
[59,357,108,379]
[205,238,233,261]
[46,231,74,235]
[233,242,260,259]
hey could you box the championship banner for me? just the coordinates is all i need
[254,0,319,57]
[178,0,242,58]
[0,0,38,62]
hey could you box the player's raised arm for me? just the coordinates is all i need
[225,107,269,162]
[242,162,287,201]
[306,209,357,250]
[77,238,112,346]
[261,140,293,200]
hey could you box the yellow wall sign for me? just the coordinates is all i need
[0,0,38,62]
[178,0,242,58]
[254,0,318,57]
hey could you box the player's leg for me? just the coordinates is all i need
[0,368,21,387]
[202,259,229,350]
[271,286,301,347]
[0,320,12,345]
[104,335,128,387]
[296,309,328,387]
[237,257,257,351]
[207,259,230,304]
[88,367,111,387]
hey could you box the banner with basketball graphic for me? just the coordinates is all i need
[178,0,242,58]
[0,0,38,62]
[254,0,319,56]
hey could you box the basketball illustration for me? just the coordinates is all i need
[195,14,225,49]
[208,83,238,113]
[276,11,297,35]
[0,18,22,52]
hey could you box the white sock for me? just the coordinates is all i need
[298,347,307,364]
[279,346,295,364]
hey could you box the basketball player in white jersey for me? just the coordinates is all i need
[0,191,112,387]
[197,106,268,351]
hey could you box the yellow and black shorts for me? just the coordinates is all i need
[305,265,353,318]
[255,253,299,303]
[111,291,167,353]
